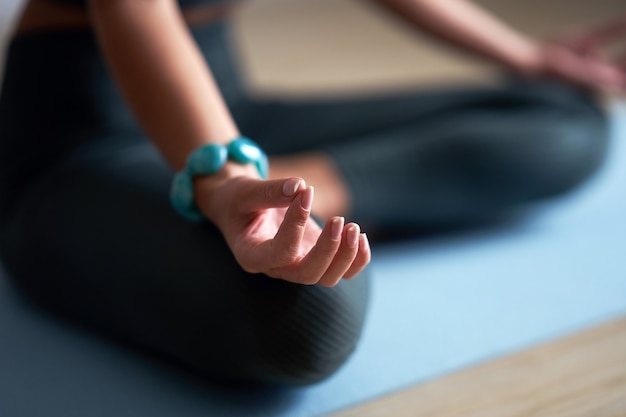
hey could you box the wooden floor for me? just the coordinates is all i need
[330,317,626,417]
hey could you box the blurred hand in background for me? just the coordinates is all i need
[531,17,626,93]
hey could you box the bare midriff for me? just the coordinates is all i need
[15,0,237,36]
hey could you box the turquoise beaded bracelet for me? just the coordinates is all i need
[170,137,269,222]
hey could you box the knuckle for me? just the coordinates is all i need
[263,182,275,201]
[291,214,309,228]
[299,274,320,286]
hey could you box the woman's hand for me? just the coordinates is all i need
[523,17,626,92]
[194,168,370,287]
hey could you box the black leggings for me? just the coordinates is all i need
[0,20,608,384]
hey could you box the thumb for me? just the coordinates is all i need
[240,177,306,212]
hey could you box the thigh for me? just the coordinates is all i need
[0,134,370,384]
[238,78,608,229]
[235,77,603,155]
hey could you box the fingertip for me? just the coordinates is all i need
[329,216,345,241]
[282,177,305,197]
[342,233,371,280]
[359,233,371,262]
[344,223,360,248]
[301,186,314,211]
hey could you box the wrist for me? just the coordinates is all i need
[193,161,258,224]
[193,161,258,197]
[170,137,268,222]
[506,41,544,77]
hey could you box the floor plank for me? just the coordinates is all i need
[330,317,626,417]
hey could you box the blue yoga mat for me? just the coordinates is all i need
[1,103,625,417]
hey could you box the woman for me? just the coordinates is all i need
[0,0,623,385]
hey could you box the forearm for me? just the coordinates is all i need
[88,0,239,171]
[374,0,541,73]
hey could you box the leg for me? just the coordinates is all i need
[237,79,609,229]
[0,134,370,385]
[0,22,370,386]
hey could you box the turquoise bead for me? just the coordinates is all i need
[170,172,204,222]
[186,143,228,176]
[255,153,269,179]
[228,137,268,179]
[171,137,269,221]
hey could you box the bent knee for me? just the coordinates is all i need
[527,105,609,198]
[249,273,371,385]
[480,95,610,203]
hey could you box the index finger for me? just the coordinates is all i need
[270,186,315,266]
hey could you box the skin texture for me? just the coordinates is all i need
[86,0,370,286]
[532,18,626,91]
[14,0,625,286]
[375,0,626,90]
[195,169,370,288]
[89,0,239,170]
[269,153,351,221]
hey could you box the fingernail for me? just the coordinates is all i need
[360,233,370,252]
[283,178,301,197]
[347,224,360,248]
[301,186,314,210]
[330,217,344,240]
